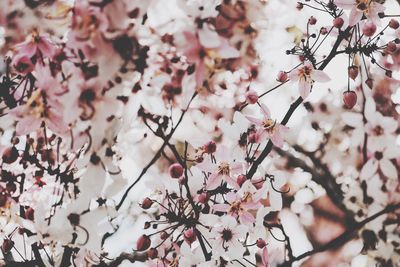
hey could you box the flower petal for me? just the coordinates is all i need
[360,159,378,180]
[380,159,398,180]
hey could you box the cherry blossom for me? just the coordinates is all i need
[335,0,385,26]
[246,104,289,147]
[288,62,330,99]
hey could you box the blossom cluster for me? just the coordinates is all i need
[0,0,399,267]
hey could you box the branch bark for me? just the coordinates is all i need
[280,203,400,266]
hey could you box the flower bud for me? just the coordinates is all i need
[184,228,197,244]
[136,235,151,251]
[362,22,377,37]
[365,78,374,89]
[348,66,359,80]
[198,192,209,204]
[320,27,328,35]
[147,248,158,259]
[333,17,344,28]
[160,232,168,240]
[2,239,14,253]
[256,238,267,248]
[141,198,153,209]
[237,174,247,187]
[203,141,216,154]
[389,19,399,29]
[277,71,288,83]
[2,147,19,164]
[169,163,183,179]
[25,207,34,221]
[343,91,357,109]
[308,16,317,25]
[387,41,397,53]
[245,90,258,104]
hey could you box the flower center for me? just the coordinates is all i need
[356,0,369,12]
[218,162,230,176]
[373,126,384,136]
[27,90,46,118]
[228,201,243,214]
[262,119,276,133]
[221,228,233,242]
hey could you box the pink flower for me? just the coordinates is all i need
[213,192,256,224]
[335,0,385,26]
[288,62,330,99]
[246,104,289,148]
[182,27,240,88]
[14,31,56,59]
[10,65,68,136]
[196,146,244,190]
[213,180,264,224]
[10,90,68,136]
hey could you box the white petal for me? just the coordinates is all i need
[360,159,378,180]
[380,159,398,180]
[199,27,221,48]
[341,112,363,127]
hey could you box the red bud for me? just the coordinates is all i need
[2,147,19,164]
[348,66,359,80]
[141,198,153,209]
[169,163,183,179]
[343,91,357,109]
[389,19,399,29]
[256,238,267,248]
[245,90,258,104]
[333,17,344,28]
[362,22,377,37]
[136,235,151,251]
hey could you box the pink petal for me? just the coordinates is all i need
[16,117,41,136]
[37,37,55,57]
[246,116,263,126]
[349,9,363,26]
[206,173,223,190]
[260,104,271,118]
[240,211,255,224]
[311,70,330,82]
[271,134,284,148]
[195,61,206,88]
[213,203,230,212]
[299,79,311,99]
[335,0,355,9]
[261,247,269,267]
[17,42,37,58]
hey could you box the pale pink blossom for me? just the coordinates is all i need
[196,146,245,190]
[182,28,240,88]
[14,31,56,59]
[335,0,385,26]
[288,62,330,99]
[246,104,289,148]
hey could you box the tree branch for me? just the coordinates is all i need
[246,27,351,179]
[281,203,400,266]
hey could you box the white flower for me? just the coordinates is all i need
[210,216,247,260]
